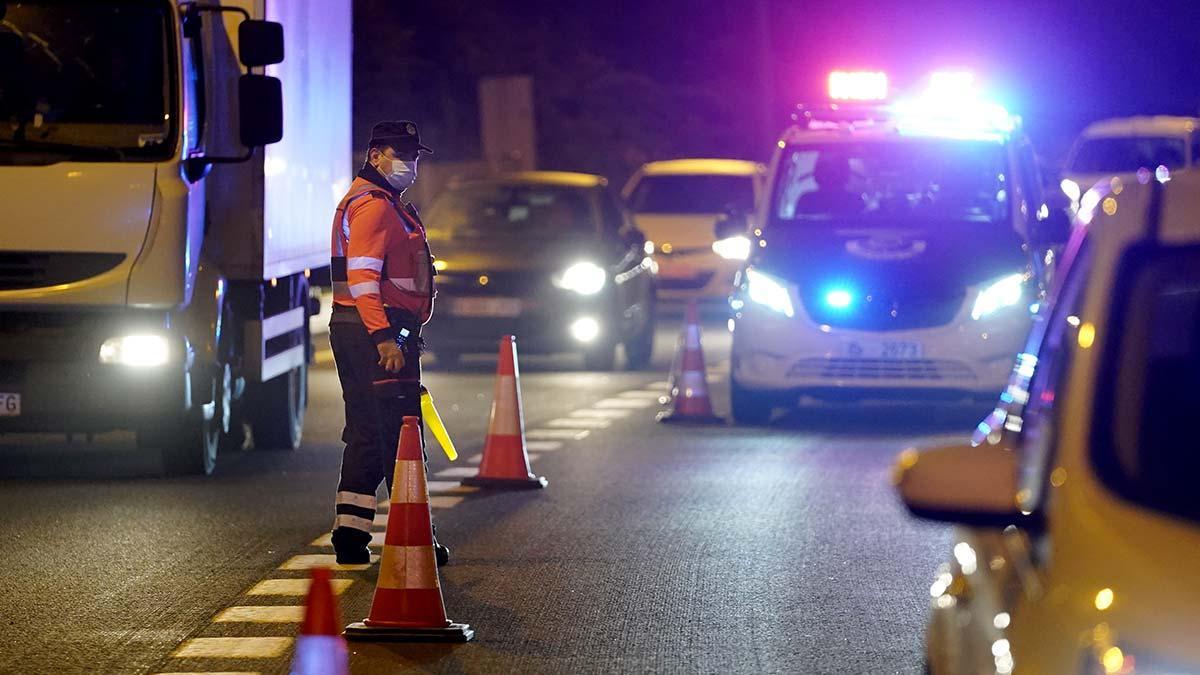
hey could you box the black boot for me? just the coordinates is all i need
[434,540,450,567]
[331,526,371,565]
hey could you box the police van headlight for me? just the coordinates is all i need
[555,261,607,295]
[99,334,171,367]
[712,235,752,261]
[745,268,794,318]
[971,274,1027,320]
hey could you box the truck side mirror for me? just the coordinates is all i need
[1032,206,1071,247]
[239,20,284,67]
[238,74,283,147]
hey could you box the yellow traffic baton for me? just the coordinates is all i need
[420,387,458,461]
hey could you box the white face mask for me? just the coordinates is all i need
[381,156,417,191]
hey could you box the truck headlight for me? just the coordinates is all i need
[555,261,607,295]
[745,268,794,318]
[971,274,1026,320]
[712,235,751,260]
[99,334,171,367]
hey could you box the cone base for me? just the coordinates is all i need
[460,475,548,490]
[344,620,474,643]
[656,410,725,425]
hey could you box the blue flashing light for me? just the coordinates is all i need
[824,288,854,310]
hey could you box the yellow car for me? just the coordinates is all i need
[895,168,1200,674]
[623,159,766,302]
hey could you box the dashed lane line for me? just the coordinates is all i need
[547,417,611,429]
[527,428,591,440]
[618,390,665,399]
[433,466,482,478]
[245,578,353,596]
[570,408,632,419]
[594,397,657,409]
[170,637,292,659]
[525,440,564,451]
[644,380,670,389]
[213,606,306,623]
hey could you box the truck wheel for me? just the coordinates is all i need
[731,379,775,426]
[582,341,617,371]
[251,361,307,450]
[140,376,220,476]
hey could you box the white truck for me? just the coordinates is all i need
[0,0,352,474]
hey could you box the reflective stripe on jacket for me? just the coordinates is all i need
[330,176,435,344]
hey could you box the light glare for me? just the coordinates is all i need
[558,261,607,295]
[745,268,794,318]
[828,71,888,101]
[712,235,752,260]
[99,334,171,367]
[971,274,1025,320]
[570,317,601,343]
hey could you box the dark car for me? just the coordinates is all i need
[421,172,657,370]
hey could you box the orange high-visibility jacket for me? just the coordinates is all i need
[330,177,435,344]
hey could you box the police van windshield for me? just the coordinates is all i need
[424,184,596,240]
[770,140,1009,227]
[1069,137,1187,174]
[0,0,174,161]
[629,174,756,215]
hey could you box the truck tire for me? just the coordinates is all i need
[731,379,775,426]
[251,361,307,450]
[140,375,220,476]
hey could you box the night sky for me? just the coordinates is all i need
[355,0,1200,184]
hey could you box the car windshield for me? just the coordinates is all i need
[424,184,596,240]
[629,174,756,214]
[770,140,1010,226]
[0,0,174,160]
[1069,136,1186,173]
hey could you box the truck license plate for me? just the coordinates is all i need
[845,341,924,360]
[0,393,20,417]
[451,297,523,318]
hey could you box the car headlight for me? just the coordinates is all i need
[745,268,794,317]
[99,334,171,367]
[971,273,1026,320]
[555,261,607,295]
[712,235,752,261]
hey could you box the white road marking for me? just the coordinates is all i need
[279,554,376,571]
[213,606,305,623]
[643,381,671,390]
[547,417,611,429]
[525,440,564,451]
[170,637,292,659]
[465,453,483,463]
[619,390,664,399]
[430,495,466,509]
[427,479,464,493]
[157,672,260,675]
[245,578,353,596]
[571,408,631,419]
[434,466,479,478]
[594,398,657,409]
[527,428,591,440]
[311,531,386,548]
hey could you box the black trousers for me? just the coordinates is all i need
[329,310,423,535]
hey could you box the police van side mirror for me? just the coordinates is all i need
[1032,206,1071,246]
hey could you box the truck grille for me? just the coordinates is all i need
[0,252,126,291]
[802,291,964,331]
[788,358,977,382]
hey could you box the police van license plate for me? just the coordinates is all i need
[844,340,924,360]
[0,393,20,417]
[450,297,522,318]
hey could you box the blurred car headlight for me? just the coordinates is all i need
[712,235,752,261]
[1060,178,1081,204]
[555,261,607,295]
[745,268,794,318]
[99,334,171,367]
[971,273,1026,320]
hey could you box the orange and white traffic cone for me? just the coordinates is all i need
[344,416,474,642]
[461,335,548,489]
[289,567,349,675]
[657,301,724,424]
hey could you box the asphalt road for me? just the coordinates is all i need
[0,320,987,674]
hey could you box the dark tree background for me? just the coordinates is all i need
[354,0,1200,187]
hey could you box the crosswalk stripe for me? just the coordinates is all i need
[643,380,670,390]
[547,417,611,429]
[433,466,478,478]
[594,398,657,409]
[213,606,306,623]
[525,440,564,451]
[170,637,292,659]
[619,390,663,399]
[465,453,483,463]
[571,408,631,418]
[246,578,353,596]
[430,495,465,509]
[279,554,376,571]
[527,428,590,440]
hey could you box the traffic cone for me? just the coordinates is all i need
[289,567,349,675]
[657,301,724,424]
[461,335,548,489]
[344,416,474,642]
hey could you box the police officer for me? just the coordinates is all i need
[328,120,447,565]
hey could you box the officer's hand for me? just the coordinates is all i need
[376,341,406,373]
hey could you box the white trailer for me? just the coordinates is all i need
[0,0,352,473]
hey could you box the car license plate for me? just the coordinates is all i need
[0,393,20,417]
[844,340,924,360]
[450,297,523,318]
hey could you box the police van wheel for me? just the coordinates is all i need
[731,380,775,426]
[250,362,307,450]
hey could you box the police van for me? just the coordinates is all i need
[726,71,1070,424]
